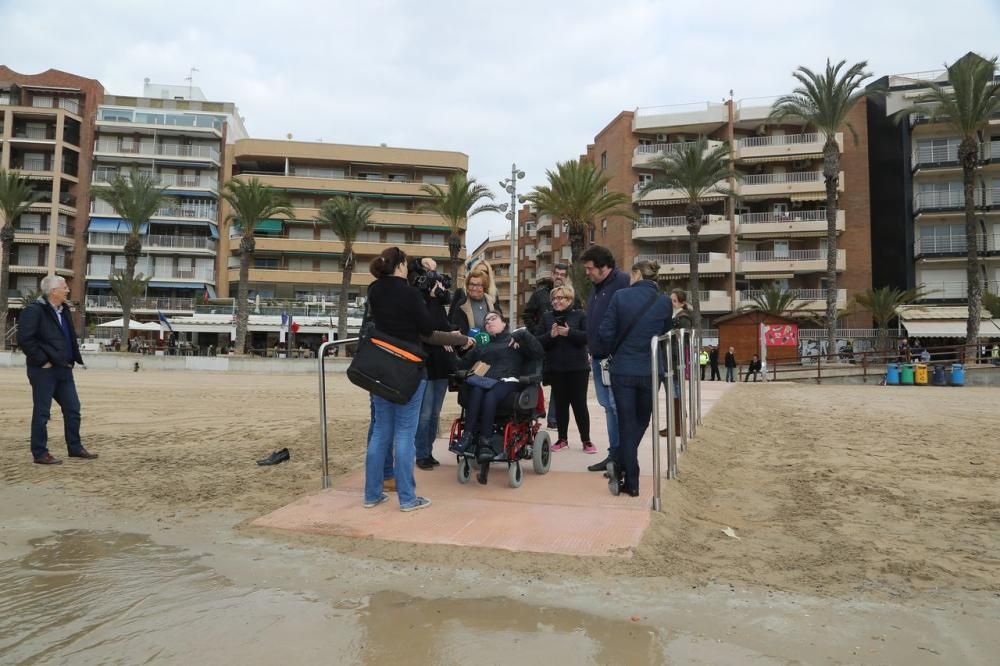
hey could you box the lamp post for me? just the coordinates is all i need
[497,163,526,324]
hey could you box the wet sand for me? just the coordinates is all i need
[1,368,999,663]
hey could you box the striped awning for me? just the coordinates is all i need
[744,273,794,279]
[902,320,1000,338]
[739,153,823,164]
[789,193,827,202]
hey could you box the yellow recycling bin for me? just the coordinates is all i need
[914,363,929,385]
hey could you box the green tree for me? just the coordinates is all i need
[741,285,813,319]
[853,285,927,352]
[771,59,874,355]
[109,271,152,345]
[983,290,1000,318]
[315,196,374,340]
[220,178,293,355]
[640,137,736,329]
[897,53,1000,348]
[525,159,634,266]
[0,170,44,350]
[92,169,171,343]
[418,173,501,283]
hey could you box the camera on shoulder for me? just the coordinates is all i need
[409,259,453,296]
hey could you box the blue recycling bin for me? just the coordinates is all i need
[931,364,947,386]
[885,363,900,385]
[950,363,965,386]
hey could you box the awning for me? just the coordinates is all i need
[740,153,823,164]
[903,320,1000,338]
[789,193,826,202]
[88,219,148,233]
[148,281,209,289]
[747,273,795,279]
[87,280,110,289]
[254,219,284,233]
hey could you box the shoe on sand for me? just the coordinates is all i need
[363,493,390,508]
[401,497,432,512]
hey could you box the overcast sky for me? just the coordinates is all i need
[3,0,999,249]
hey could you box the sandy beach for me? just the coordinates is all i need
[1,367,997,596]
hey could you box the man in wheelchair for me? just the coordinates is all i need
[447,311,546,484]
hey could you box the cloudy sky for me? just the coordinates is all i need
[3,0,999,249]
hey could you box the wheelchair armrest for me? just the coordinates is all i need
[517,373,543,385]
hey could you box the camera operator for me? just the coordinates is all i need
[410,258,458,470]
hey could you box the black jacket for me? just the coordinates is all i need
[368,276,436,344]
[523,285,583,336]
[709,348,720,367]
[449,289,503,335]
[538,308,589,374]
[424,295,459,380]
[17,298,84,368]
[724,352,737,369]
[458,328,543,380]
[747,359,762,373]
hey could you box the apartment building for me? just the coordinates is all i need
[0,66,103,329]
[469,233,513,308]
[515,207,573,310]
[84,83,247,324]
[222,139,469,304]
[586,99,873,326]
[868,55,1000,303]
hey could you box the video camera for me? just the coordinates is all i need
[409,259,453,295]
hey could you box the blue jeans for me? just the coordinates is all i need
[366,381,426,508]
[610,374,653,493]
[415,378,449,460]
[367,396,394,481]
[26,365,83,460]
[591,358,619,456]
[725,367,735,382]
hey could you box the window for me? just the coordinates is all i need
[421,174,447,185]
[287,257,313,271]
[288,225,314,240]
[638,174,653,187]
[602,219,608,238]
[639,208,653,224]
[773,240,789,258]
[600,151,607,169]
[254,258,279,268]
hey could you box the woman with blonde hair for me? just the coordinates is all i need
[596,259,672,497]
[449,267,503,335]
[468,259,499,302]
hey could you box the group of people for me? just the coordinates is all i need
[697,346,761,383]
[360,243,700,509]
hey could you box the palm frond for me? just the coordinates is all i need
[0,169,45,226]
[639,137,737,202]
[315,196,374,267]
[769,58,874,142]
[417,173,500,236]
[740,286,813,318]
[92,168,172,237]
[221,177,294,235]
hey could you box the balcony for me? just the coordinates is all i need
[909,142,1000,170]
[738,288,847,311]
[633,179,729,204]
[91,200,218,222]
[14,224,73,242]
[738,248,846,274]
[737,209,845,236]
[227,267,374,287]
[912,188,1000,213]
[87,233,217,253]
[8,126,57,143]
[739,171,842,199]
[735,133,841,161]
[94,139,221,164]
[84,295,196,313]
[632,214,729,241]
[913,234,1000,257]
[11,156,55,176]
[92,171,219,193]
[87,265,216,283]
[699,290,732,313]
[537,239,553,254]
[235,172,428,198]
[634,252,731,277]
[632,102,728,132]
[918,280,1000,300]
[536,216,553,232]
[233,236,452,260]
[632,139,726,168]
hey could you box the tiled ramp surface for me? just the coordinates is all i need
[253,380,734,557]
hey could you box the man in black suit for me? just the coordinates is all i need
[708,345,721,381]
[16,275,98,465]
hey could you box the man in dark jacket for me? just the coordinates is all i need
[708,345,721,381]
[414,261,458,470]
[16,275,98,464]
[581,245,631,472]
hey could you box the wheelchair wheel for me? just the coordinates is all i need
[532,430,551,475]
[457,457,472,484]
[507,461,523,488]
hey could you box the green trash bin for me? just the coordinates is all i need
[900,363,915,385]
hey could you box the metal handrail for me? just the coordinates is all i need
[318,338,360,489]
[676,329,688,453]
[650,331,675,512]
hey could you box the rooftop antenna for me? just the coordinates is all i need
[185,66,199,99]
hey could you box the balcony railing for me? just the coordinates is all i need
[739,210,827,224]
[741,171,823,186]
[635,216,688,229]
[635,252,709,265]
[90,200,218,220]
[914,234,1000,255]
[92,171,219,190]
[12,255,45,267]
[94,139,220,162]
[88,265,216,281]
[13,126,56,140]
[737,133,822,148]
[85,295,196,311]
[87,232,216,251]
[740,249,829,262]
[913,189,1000,211]
[15,225,72,236]
[919,280,1000,300]
[13,157,52,172]
[739,289,839,302]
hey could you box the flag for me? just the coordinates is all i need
[158,310,174,332]
[280,311,288,327]
[291,322,300,334]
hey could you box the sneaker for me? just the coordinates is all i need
[551,439,568,451]
[363,493,390,508]
[383,478,397,492]
[428,455,441,467]
[415,457,435,470]
[401,497,432,512]
[582,441,597,454]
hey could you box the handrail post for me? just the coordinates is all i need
[687,330,697,439]
[650,334,662,511]
[677,328,688,452]
[695,331,703,426]
[665,334,677,481]
[318,337,359,490]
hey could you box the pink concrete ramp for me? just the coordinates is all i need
[253,380,734,557]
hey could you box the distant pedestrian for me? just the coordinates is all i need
[709,345,721,381]
[744,354,762,382]
[724,346,736,383]
[699,348,709,380]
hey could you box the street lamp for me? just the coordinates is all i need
[498,163,526,323]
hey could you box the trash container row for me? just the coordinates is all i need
[886,363,964,386]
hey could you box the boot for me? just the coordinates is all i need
[476,435,497,464]
[477,461,490,484]
[449,430,474,455]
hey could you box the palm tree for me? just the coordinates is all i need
[640,138,736,329]
[770,59,874,356]
[984,290,1000,318]
[525,159,634,265]
[0,170,44,350]
[898,53,1000,349]
[221,178,293,354]
[315,196,374,340]
[418,173,501,283]
[853,286,927,352]
[92,169,170,343]
[741,285,812,319]
[109,271,152,339]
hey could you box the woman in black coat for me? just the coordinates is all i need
[537,285,593,453]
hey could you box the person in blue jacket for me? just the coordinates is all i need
[596,259,672,497]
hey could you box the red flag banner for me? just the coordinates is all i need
[763,324,798,347]
[291,322,301,333]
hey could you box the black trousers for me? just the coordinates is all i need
[548,370,591,441]
[710,364,721,381]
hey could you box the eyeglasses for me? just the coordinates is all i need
[484,315,501,323]
[468,283,484,289]
[551,296,570,302]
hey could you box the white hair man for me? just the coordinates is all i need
[16,275,97,464]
